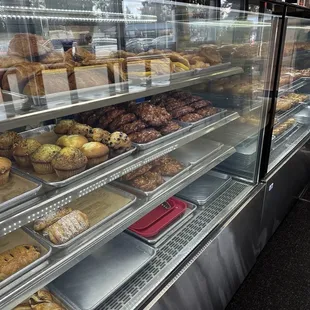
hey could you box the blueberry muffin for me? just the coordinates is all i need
[108,131,132,156]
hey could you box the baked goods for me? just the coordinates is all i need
[67,123,92,137]
[8,33,54,58]
[43,210,90,244]
[64,46,95,66]
[190,100,211,109]
[151,156,184,176]
[273,118,296,137]
[171,106,195,118]
[0,56,28,83]
[40,51,64,64]
[107,131,132,155]
[30,144,61,174]
[34,207,73,231]
[13,139,42,167]
[87,128,111,143]
[163,98,187,112]
[0,245,40,281]
[0,157,11,186]
[199,45,222,65]
[108,113,137,132]
[51,147,88,180]
[135,103,171,127]
[56,135,88,149]
[98,108,126,129]
[130,170,164,191]
[117,120,147,135]
[81,142,109,168]
[179,113,203,122]
[159,121,181,135]
[172,62,190,72]
[196,107,218,117]
[0,131,22,158]
[54,119,76,135]
[13,303,32,309]
[122,163,153,181]
[129,128,162,143]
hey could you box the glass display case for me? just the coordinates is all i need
[0,1,290,309]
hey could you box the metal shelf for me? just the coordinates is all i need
[0,145,235,310]
[0,67,243,131]
[0,111,239,236]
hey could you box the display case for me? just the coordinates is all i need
[0,1,283,309]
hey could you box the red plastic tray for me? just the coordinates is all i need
[129,197,187,238]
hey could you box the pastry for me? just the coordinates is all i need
[179,113,203,122]
[165,98,187,112]
[135,103,171,127]
[171,106,195,118]
[196,107,218,117]
[107,131,132,154]
[0,157,11,186]
[152,157,183,176]
[190,100,211,109]
[81,142,109,168]
[34,207,73,231]
[122,163,153,181]
[40,51,64,64]
[0,55,27,83]
[32,303,64,310]
[169,52,190,68]
[128,128,161,143]
[0,245,40,281]
[87,128,111,144]
[172,62,190,72]
[13,303,32,309]
[13,138,42,167]
[110,50,136,58]
[56,135,88,149]
[30,144,61,174]
[199,45,222,65]
[159,121,181,135]
[8,33,54,58]
[0,131,22,158]
[29,289,54,304]
[64,46,95,66]
[51,147,88,180]
[43,210,90,244]
[54,119,76,135]
[67,123,92,137]
[98,108,126,129]
[117,120,147,135]
[150,93,170,105]
[130,171,164,191]
[108,113,137,132]
[171,91,192,100]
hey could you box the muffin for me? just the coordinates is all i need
[87,128,111,144]
[54,119,76,135]
[52,147,87,180]
[0,157,12,185]
[81,142,109,168]
[30,144,61,174]
[67,123,92,137]
[13,139,41,167]
[0,131,22,159]
[108,131,132,156]
[56,135,88,149]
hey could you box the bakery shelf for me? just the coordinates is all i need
[275,102,308,125]
[0,144,235,310]
[0,110,239,236]
[0,66,243,131]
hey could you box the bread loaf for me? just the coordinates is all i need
[0,245,40,280]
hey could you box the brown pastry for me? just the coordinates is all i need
[87,128,111,144]
[0,245,40,280]
[122,163,153,181]
[40,51,64,64]
[33,207,73,231]
[13,303,32,309]
[172,62,190,72]
[179,113,203,122]
[56,135,88,149]
[67,123,92,137]
[0,56,27,83]
[190,100,211,109]
[108,113,137,132]
[171,91,192,100]
[135,103,171,127]
[130,170,164,191]
[110,50,136,58]
[0,131,22,158]
[31,303,64,310]
[8,33,54,58]
[150,93,170,105]
[29,289,54,304]
[43,210,90,244]
[159,121,181,135]
[13,138,42,167]
[196,107,218,117]
[54,119,76,135]
[117,120,147,135]
[169,52,190,68]
[81,142,109,168]
[98,108,126,129]
[165,98,187,112]
[199,45,222,65]
[0,157,11,186]
[51,147,88,180]
[129,128,161,143]
[64,46,95,65]
[152,158,183,176]
[171,106,195,118]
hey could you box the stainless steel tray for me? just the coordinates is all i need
[49,233,156,310]
[176,171,232,206]
[272,123,300,150]
[177,108,228,129]
[275,102,307,125]
[113,157,191,199]
[17,125,136,188]
[24,185,137,249]
[295,106,310,124]
[0,169,42,213]
[1,90,30,113]
[0,229,52,289]
[132,124,191,150]
[169,138,224,167]
[127,200,197,246]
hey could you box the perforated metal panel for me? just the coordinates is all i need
[97,182,248,310]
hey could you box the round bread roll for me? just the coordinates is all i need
[0,157,12,186]
[56,135,88,149]
[81,142,109,168]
